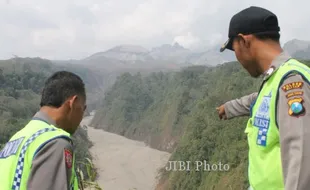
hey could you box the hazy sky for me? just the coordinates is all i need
[0,0,309,60]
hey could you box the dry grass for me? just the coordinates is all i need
[77,158,103,190]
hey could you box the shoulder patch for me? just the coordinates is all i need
[64,148,73,169]
[282,81,303,92]
[0,137,24,158]
[286,91,304,99]
[288,97,305,117]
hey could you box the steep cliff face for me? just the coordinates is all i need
[90,69,192,152]
[90,62,258,151]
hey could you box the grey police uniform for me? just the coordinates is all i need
[27,111,74,190]
[224,52,310,190]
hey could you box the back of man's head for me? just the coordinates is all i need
[40,71,86,108]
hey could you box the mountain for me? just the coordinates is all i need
[283,39,310,55]
[141,42,236,66]
[283,39,310,59]
[76,39,310,73]
[80,42,236,72]
[149,42,191,64]
[186,48,236,66]
[81,44,185,73]
[85,45,153,63]
[293,46,310,60]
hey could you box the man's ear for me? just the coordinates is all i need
[241,33,253,49]
[237,33,251,49]
[68,95,78,110]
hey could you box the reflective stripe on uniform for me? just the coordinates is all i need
[12,128,56,190]
[246,59,310,189]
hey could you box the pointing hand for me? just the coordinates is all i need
[216,104,227,120]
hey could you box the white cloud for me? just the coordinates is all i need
[0,0,309,59]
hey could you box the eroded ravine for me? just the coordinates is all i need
[80,115,171,190]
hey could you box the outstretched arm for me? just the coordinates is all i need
[222,92,258,119]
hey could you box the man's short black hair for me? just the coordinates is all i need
[254,32,280,43]
[40,71,86,108]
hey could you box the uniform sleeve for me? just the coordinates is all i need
[277,74,310,190]
[27,138,74,190]
[224,92,258,119]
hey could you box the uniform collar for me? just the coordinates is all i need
[262,51,292,81]
[33,110,57,126]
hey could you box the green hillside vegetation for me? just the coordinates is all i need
[0,57,103,183]
[92,60,310,189]
[0,57,112,111]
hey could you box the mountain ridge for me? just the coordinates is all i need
[80,38,310,70]
[8,38,310,73]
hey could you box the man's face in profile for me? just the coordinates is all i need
[66,95,86,134]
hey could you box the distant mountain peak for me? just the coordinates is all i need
[289,38,310,43]
[81,38,310,69]
[284,39,310,47]
[172,42,184,49]
[152,43,188,52]
[84,44,152,63]
[283,39,310,56]
[108,45,149,53]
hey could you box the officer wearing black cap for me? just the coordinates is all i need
[217,6,310,190]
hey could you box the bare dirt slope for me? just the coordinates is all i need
[81,116,171,190]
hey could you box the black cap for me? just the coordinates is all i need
[220,6,280,52]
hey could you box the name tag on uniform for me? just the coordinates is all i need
[253,117,269,128]
[0,137,24,158]
[254,92,271,128]
[253,92,272,147]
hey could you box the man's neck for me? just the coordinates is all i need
[255,43,283,74]
[40,106,65,130]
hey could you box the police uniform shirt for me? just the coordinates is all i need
[27,111,74,190]
[223,52,310,189]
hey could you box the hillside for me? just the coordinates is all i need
[0,57,112,111]
[91,62,260,151]
[0,57,105,181]
[91,60,310,189]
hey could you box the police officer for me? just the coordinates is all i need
[217,6,310,190]
[0,71,86,190]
